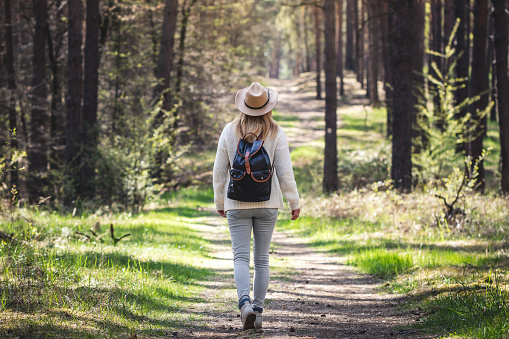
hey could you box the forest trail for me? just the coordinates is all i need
[183,216,428,338]
[174,75,428,338]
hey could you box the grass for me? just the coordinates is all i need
[0,188,218,338]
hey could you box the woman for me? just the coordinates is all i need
[213,82,300,330]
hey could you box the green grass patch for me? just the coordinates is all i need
[0,187,217,338]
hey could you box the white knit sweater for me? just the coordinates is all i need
[213,123,300,211]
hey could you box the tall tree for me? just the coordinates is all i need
[469,0,489,192]
[47,0,66,174]
[455,0,469,137]
[380,0,393,136]
[175,0,197,93]
[345,0,355,70]
[323,0,338,193]
[357,0,364,86]
[81,0,101,198]
[28,0,49,202]
[153,0,178,113]
[390,0,419,191]
[302,6,312,72]
[314,4,322,99]
[493,0,509,193]
[430,0,443,125]
[367,0,380,106]
[4,0,18,187]
[336,0,345,96]
[64,0,84,207]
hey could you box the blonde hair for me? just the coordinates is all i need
[233,111,279,143]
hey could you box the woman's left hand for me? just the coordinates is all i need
[217,210,226,218]
[291,208,300,220]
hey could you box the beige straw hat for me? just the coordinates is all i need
[235,82,278,116]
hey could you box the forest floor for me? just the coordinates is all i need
[173,74,429,338]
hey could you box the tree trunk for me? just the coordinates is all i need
[153,0,178,113]
[4,0,18,188]
[314,5,322,99]
[323,0,338,193]
[28,0,49,203]
[64,0,84,207]
[175,0,196,93]
[493,0,509,193]
[381,0,393,137]
[390,0,418,191]
[47,0,66,176]
[488,9,497,122]
[357,0,364,86]
[336,0,345,96]
[302,6,312,72]
[81,0,100,199]
[469,0,489,192]
[345,0,355,70]
[455,0,469,146]
[270,35,281,79]
[367,0,379,106]
[430,0,443,127]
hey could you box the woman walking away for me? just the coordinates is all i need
[213,82,300,330]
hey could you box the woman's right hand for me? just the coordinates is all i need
[217,210,226,218]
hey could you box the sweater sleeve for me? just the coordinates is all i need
[273,128,300,210]
[213,127,230,211]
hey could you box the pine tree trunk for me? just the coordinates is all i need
[302,6,312,72]
[469,0,489,192]
[455,0,469,141]
[175,0,196,93]
[64,0,84,207]
[28,0,49,203]
[488,10,497,122]
[430,0,443,127]
[323,0,338,193]
[336,0,345,96]
[390,0,418,191]
[367,0,379,106]
[47,0,65,176]
[81,0,100,199]
[381,0,393,137]
[357,0,364,86]
[4,0,18,188]
[314,5,322,99]
[493,0,509,193]
[153,0,178,113]
[345,0,355,70]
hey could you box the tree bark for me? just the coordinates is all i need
[367,0,379,106]
[28,0,49,203]
[455,0,469,143]
[314,5,322,99]
[175,0,196,93]
[81,0,101,199]
[493,0,509,193]
[381,0,393,137]
[64,0,84,207]
[430,0,443,127]
[302,6,312,72]
[469,0,489,192]
[345,0,355,70]
[4,0,18,187]
[153,0,178,113]
[390,0,418,191]
[336,0,345,96]
[323,0,338,193]
[357,0,364,86]
[47,0,66,175]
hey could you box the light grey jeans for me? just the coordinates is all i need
[227,208,278,309]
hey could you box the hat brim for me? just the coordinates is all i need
[235,87,278,116]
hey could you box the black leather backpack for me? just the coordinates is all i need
[227,133,273,202]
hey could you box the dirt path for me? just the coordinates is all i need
[176,75,427,338]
